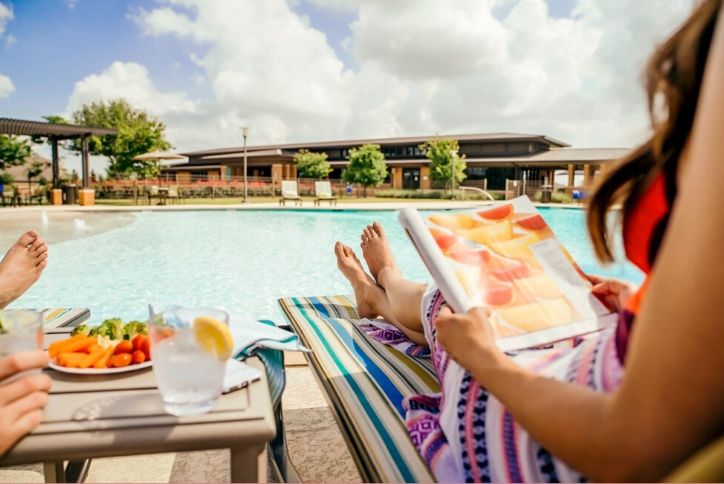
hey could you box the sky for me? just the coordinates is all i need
[0,0,695,173]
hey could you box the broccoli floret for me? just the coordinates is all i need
[89,318,124,340]
[71,324,90,336]
[123,321,147,340]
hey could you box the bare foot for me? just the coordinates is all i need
[0,231,48,309]
[335,241,388,319]
[360,222,399,287]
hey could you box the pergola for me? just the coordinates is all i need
[0,117,117,189]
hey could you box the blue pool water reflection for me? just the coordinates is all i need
[12,208,643,322]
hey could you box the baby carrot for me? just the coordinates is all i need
[58,335,95,354]
[58,352,86,368]
[93,347,114,369]
[49,334,83,357]
[79,347,106,369]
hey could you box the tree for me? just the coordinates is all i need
[293,149,332,179]
[0,135,31,172]
[419,137,467,196]
[68,99,171,178]
[25,159,47,193]
[342,144,388,197]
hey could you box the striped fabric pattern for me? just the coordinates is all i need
[278,295,438,483]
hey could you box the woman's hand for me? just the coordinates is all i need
[434,306,502,373]
[0,351,51,457]
[588,274,637,312]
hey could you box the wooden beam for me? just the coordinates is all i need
[51,138,60,189]
[81,135,90,188]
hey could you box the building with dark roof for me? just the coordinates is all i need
[164,132,629,191]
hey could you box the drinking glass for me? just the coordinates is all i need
[149,307,228,416]
[0,310,44,385]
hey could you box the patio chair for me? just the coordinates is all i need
[278,295,436,482]
[314,180,337,206]
[149,185,160,202]
[279,180,303,207]
[167,185,181,204]
[31,186,47,205]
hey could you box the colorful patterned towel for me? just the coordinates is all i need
[358,319,431,358]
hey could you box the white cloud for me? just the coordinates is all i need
[0,2,12,34]
[302,0,357,14]
[68,0,696,154]
[0,73,14,98]
[66,61,195,116]
[0,2,14,96]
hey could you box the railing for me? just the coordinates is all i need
[458,186,496,201]
[91,176,388,200]
[504,179,589,202]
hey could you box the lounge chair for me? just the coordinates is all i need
[279,180,303,206]
[279,295,436,482]
[314,181,337,206]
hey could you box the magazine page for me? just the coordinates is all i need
[399,196,617,351]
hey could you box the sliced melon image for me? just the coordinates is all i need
[456,220,514,244]
[429,228,459,251]
[488,258,531,281]
[494,298,575,332]
[477,204,513,221]
[477,274,514,306]
[448,247,491,265]
[455,266,482,303]
[428,213,481,231]
[513,274,563,299]
[513,213,548,231]
[489,232,541,262]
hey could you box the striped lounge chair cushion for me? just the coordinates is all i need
[278,295,439,483]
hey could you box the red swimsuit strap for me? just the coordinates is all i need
[623,172,671,275]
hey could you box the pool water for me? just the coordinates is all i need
[11,208,643,323]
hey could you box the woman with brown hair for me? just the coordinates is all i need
[333,1,724,480]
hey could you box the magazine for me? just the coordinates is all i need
[398,196,617,351]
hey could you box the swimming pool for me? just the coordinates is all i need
[10,208,643,322]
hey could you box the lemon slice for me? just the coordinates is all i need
[193,316,234,360]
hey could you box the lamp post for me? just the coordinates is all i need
[450,149,457,201]
[241,127,249,203]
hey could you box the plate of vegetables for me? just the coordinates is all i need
[48,319,152,374]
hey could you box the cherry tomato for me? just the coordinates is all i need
[132,334,146,352]
[140,337,151,360]
[114,340,133,354]
[109,353,132,368]
[131,350,146,364]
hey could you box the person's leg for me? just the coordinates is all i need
[0,231,48,309]
[334,242,427,345]
[360,222,427,334]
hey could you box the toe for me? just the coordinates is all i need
[37,260,48,271]
[30,238,44,252]
[368,224,378,238]
[35,242,48,255]
[372,222,385,238]
[17,231,38,247]
[334,241,343,257]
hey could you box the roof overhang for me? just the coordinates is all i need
[0,117,118,140]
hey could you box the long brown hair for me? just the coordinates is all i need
[587,0,722,262]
